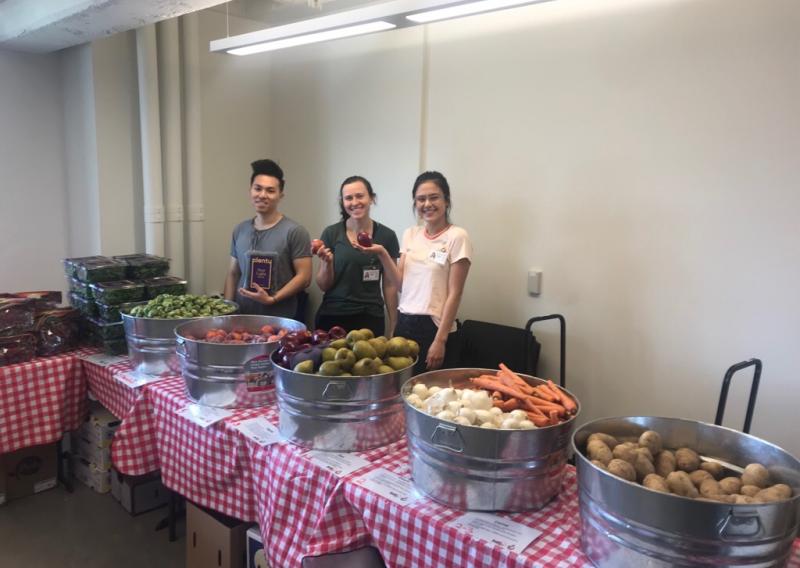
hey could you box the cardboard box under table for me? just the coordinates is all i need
[0,442,57,501]
[111,469,169,515]
[187,501,252,568]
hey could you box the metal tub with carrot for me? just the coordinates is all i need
[401,366,580,512]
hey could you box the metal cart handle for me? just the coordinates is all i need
[714,358,762,434]
[525,314,566,388]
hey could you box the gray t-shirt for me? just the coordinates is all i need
[230,216,311,318]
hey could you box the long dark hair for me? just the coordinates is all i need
[412,171,451,221]
[339,175,377,222]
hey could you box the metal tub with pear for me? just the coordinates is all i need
[402,368,580,512]
[272,357,415,452]
[174,315,306,409]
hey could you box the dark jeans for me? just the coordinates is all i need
[314,313,386,338]
[395,313,461,376]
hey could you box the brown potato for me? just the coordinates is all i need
[638,430,663,455]
[607,458,637,482]
[634,451,655,482]
[667,471,699,498]
[587,440,613,465]
[734,495,757,504]
[755,484,792,503]
[700,461,724,479]
[642,474,669,493]
[588,433,620,449]
[655,450,676,478]
[689,470,713,488]
[699,478,723,498]
[636,447,654,463]
[740,485,760,497]
[590,459,608,471]
[741,463,770,489]
[612,442,639,465]
[675,448,700,472]
[719,477,743,495]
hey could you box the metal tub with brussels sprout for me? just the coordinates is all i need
[271,326,419,452]
[121,294,237,378]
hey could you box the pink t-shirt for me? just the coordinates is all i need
[398,225,472,329]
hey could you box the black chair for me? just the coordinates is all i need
[453,319,541,376]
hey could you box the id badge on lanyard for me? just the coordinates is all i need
[362,267,380,282]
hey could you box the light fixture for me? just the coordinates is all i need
[210,0,552,55]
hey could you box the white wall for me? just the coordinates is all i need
[262,0,800,454]
[0,49,69,294]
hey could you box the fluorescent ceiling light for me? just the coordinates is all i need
[407,0,541,23]
[210,0,552,55]
[228,21,396,55]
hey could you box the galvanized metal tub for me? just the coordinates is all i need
[121,299,238,378]
[573,416,800,567]
[272,360,415,452]
[174,315,306,409]
[402,368,580,512]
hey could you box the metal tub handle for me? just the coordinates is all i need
[322,381,353,401]
[175,337,186,357]
[717,509,763,540]
[431,423,465,453]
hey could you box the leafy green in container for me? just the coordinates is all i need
[96,301,141,323]
[67,276,93,298]
[89,280,147,305]
[86,317,125,340]
[63,256,107,278]
[144,276,188,299]
[126,294,236,319]
[113,254,170,279]
[75,259,127,283]
[69,292,98,318]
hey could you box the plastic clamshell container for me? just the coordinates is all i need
[75,259,127,283]
[86,317,125,340]
[121,299,238,379]
[402,368,580,512]
[89,280,147,305]
[272,357,415,452]
[69,292,98,318]
[175,315,305,409]
[113,254,170,280]
[0,299,36,337]
[63,256,107,278]
[573,416,800,568]
[67,276,93,298]
[96,301,140,323]
[144,276,188,299]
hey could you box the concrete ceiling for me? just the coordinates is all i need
[0,0,380,54]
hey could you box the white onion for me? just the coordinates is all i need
[470,391,493,410]
[446,400,463,414]
[480,422,498,429]
[458,407,477,425]
[500,418,521,430]
[518,420,536,430]
[427,386,441,396]
[406,394,423,408]
[489,407,503,416]
[435,410,456,421]
[474,410,494,425]
[411,383,429,399]
[509,409,528,421]
[453,416,471,426]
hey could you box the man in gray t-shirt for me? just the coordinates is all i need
[223,159,312,320]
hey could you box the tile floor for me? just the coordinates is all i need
[0,481,185,568]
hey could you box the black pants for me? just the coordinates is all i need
[314,313,386,338]
[395,313,461,376]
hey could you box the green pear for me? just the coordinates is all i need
[353,340,378,360]
[293,360,315,374]
[407,339,420,359]
[329,338,348,350]
[334,348,356,371]
[378,365,395,375]
[368,337,387,358]
[345,330,367,348]
[386,337,410,357]
[358,328,375,340]
[321,347,337,362]
[352,357,380,376]
[318,361,343,376]
[386,356,413,371]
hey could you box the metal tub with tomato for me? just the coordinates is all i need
[174,314,306,408]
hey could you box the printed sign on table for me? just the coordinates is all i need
[353,468,421,506]
[448,511,542,553]
[234,417,283,447]
[304,450,371,477]
[176,404,232,428]
[79,353,127,367]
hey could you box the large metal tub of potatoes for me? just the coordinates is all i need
[573,417,800,567]
[402,367,580,512]
[272,332,417,452]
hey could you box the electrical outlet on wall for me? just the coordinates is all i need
[528,269,542,295]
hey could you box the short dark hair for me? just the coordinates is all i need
[250,159,285,190]
[339,175,377,222]
[412,171,451,220]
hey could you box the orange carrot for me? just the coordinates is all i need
[549,409,560,425]
[547,380,577,414]
[531,386,558,403]
[501,398,519,412]
[527,412,551,427]
[499,364,535,394]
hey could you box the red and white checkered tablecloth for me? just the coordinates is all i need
[0,348,91,454]
[82,357,177,476]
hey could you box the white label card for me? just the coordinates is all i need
[449,512,542,553]
[114,371,166,389]
[176,404,232,428]
[80,353,127,367]
[305,451,370,477]
[354,468,420,506]
[234,417,283,447]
